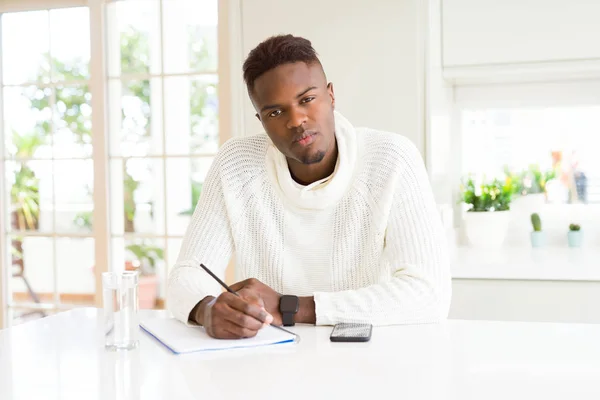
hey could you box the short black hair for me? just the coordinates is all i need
[242,34,321,93]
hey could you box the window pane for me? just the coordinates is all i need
[164,238,183,300]
[107,0,161,76]
[54,85,93,159]
[125,238,164,309]
[50,7,90,82]
[108,78,163,156]
[162,0,218,73]
[165,76,219,155]
[462,107,600,204]
[110,159,165,235]
[1,11,50,84]
[6,160,54,233]
[4,86,52,159]
[54,160,94,234]
[166,157,213,235]
[9,235,54,307]
[57,238,95,307]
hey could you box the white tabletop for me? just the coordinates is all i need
[2,308,600,400]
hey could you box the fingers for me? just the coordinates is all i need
[219,320,260,339]
[237,288,265,308]
[228,278,253,292]
[224,293,272,324]
[205,292,273,339]
[229,277,260,292]
[221,303,264,331]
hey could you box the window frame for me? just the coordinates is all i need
[0,0,236,328]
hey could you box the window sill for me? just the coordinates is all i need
[451,246,600,282]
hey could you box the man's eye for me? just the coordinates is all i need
[269,110,282,118]
[302,97,315,104]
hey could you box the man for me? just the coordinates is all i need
[168,34,451,339]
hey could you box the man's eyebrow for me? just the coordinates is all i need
[260,86,318,113]
[296,86,317,98]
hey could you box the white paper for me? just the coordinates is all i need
[140,318,296,354]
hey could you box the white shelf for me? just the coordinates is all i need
[451,246,600,282]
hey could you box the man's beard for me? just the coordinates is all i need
[300,150,326,165]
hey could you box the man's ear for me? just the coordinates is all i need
[327,82,335,109]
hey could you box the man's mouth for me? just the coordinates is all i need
[293,131,317,146]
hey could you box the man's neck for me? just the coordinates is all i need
[288,142,339,186]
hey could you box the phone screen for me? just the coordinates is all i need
[330,323,372,342]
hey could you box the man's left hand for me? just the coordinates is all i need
[229,278,282,326]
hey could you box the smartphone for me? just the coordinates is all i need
[329,323,372,342]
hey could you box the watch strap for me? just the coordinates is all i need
[282,311,295,326]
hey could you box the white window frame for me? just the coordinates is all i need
[0,0,238,328]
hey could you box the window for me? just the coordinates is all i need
[462,106,600,204]
[0,0,222,327]
[455,81,600,247]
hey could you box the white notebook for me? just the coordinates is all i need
[140,317,297,354]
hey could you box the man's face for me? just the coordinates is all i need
[251,62,335,165]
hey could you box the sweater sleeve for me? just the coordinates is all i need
[313,140,452,326]
[167,153,235,324]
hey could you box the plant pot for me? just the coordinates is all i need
[530,231,546,248]
[464,210,511,249]
[512,193,545,213]
[138,274,158,309]
[567,231,583,248]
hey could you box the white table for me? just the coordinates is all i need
[1,308,600,400]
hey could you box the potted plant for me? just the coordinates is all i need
[508,164,556,212]
[530,213,545,248]
[460,176,513,248]
[567,224,583,248]
[125,243,163,309]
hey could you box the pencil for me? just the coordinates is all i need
[199,263,299,339]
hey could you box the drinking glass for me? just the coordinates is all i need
[102,271,140,350]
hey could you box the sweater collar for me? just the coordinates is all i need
[265,110,358,210]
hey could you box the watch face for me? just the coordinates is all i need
[280,295,299,313]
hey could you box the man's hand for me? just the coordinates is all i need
[193,292,273,339]
[230,278,283,326]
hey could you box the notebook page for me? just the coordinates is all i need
[140,318,296,354]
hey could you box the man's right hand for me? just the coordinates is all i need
[192,293,274,339]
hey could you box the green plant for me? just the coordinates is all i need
[504,164,556,197]
[531,213,542,232]
[569,224,581,232]
[125,243,164,276]
[460,176,513,212]
[11,164,41,230]
[10,130,44,231]
[179,181,203,216]
[73,211,93,230]
[123,169,140,232]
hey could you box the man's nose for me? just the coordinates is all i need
[286,106,308,131]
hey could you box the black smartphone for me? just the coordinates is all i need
[329,323,372,342]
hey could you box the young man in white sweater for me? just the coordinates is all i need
[168,34,451,339]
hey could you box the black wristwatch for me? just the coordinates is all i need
[279,295,299,326]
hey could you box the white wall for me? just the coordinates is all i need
[236,0,426,153]
[442,0,600,67]
[426,0,453,206]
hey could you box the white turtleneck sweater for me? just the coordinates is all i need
[168,111,451,326]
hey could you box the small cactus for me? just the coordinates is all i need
[569,223,581,232]
[531,213,542,232]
